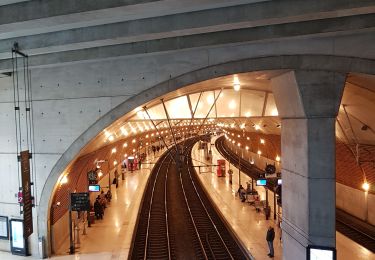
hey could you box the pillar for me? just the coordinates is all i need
[271,70,346,259]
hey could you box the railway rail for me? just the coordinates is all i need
[129,137,249,259]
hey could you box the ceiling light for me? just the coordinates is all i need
[260,139,265,144]
[246,146,249,150]
[207,95,215,105]
[229,100,236,110]
[276,155,281,162]
[362,182,370,191]
[112,148,117,153]
[233,75,241,91]
[60,175,68,185]
[123,142,128,147]
[271,109,278,116]
[257,150,262,155]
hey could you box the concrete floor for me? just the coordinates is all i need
[0,140,374,260]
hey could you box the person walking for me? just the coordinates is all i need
[266,226,275,257]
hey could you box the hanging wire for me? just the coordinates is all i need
[23,57,30,149]
[26,56,37,205]
[11,50,21,189]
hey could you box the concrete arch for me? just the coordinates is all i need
[38,54,375,254]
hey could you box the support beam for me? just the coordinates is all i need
[271,70,346,259]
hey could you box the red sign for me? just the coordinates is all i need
[20,150,33,238]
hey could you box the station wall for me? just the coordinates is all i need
[0,30,374,256]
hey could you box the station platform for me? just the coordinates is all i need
[0,138,374,260]
[191,135,374,260]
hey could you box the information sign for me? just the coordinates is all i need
[20,150,33,238]
[0,216,8,239]
[71,192,89,211]
[10,219,27,256]
[307,245,336,260]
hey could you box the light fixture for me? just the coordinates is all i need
[113,160,118,166]
[112,148,117,153]
[276,155,281,162]
[98,170,103,178]
[123,142,128,148]
[257,150,262,155]
[233,75,241,91]
[60,175,68,185]
[237,143,241,147]
[271,108,278,116]
[246,146,249,150]
[362,182,370,191]
[246,137,250,140]
[207,95,215,105]
[260,139,265,144]
[245,112,251,117]
[229,100,236,110]
[132,139,136,143]
[254,124,261,130]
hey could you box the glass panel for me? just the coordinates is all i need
[216,89,240,118]
[194,91,216,118]
[264,93,278,116]
[147,103,167,120]
[240,90,265,117]
[165,96,191,119]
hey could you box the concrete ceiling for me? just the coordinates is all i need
[0,0,374,71]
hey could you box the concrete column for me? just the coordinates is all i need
[271,70,346,259]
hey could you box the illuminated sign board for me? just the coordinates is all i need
[256,179,267,186]
[307,245,336,260]
[0,216,8,240]
[88,185,101,192]
[10,219,27,256]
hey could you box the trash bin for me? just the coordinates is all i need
[89,211,95,224]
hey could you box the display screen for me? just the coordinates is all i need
[308,246,336,260]
[88,185,100,192]
[277,179,282,185]
[256,179,267,186]
[10,220,24,249]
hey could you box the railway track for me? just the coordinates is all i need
[129,137,249,259]
[216,136,375,253]
[215,136,265,180]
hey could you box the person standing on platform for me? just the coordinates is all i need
[228,169,233,185]
[266,226,275,258]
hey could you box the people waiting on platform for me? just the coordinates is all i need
[238,185,246,202]
[94,198,103,219]
[246,182,252,194]
[106,190,112,202]
[98,192,107,208]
